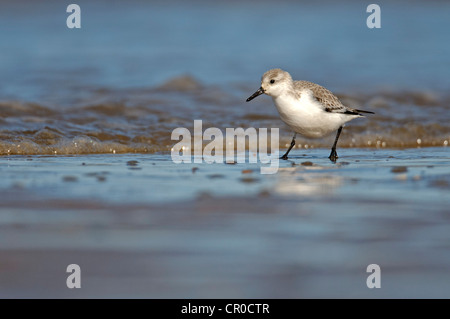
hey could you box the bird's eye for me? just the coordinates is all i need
[270,79,275,84]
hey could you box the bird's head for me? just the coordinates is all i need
[246,68,293,102]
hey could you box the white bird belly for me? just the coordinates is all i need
[272,93,358,138]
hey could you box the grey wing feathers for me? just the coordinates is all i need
[294,80,374,115]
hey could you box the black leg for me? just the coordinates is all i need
[280,134,296,160]
[329,126,343,162]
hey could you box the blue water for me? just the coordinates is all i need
[1,0,449,103]
[1,149,450,298]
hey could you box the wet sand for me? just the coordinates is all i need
[1,148,449,298]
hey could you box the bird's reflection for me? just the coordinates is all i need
[273,167,343,196]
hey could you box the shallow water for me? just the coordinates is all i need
[0,1,449,154]
[0,148,449,204]
[1,149,450,298]
[0,83,449,155]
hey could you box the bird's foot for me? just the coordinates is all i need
[280,154,289,160]
[328,150,338,162]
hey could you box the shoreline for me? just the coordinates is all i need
[0,147,449,298]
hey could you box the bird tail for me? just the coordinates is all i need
[356,109,375,114]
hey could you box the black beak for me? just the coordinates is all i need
[246,87,265,102]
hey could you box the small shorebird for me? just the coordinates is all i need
[246,68,374,161]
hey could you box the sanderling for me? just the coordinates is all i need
[246,68,374,161]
